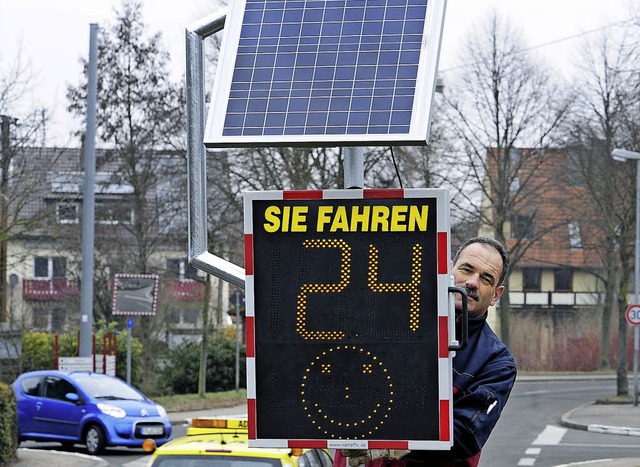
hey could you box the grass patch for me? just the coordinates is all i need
[153,389,247,412]
[596,394,633,405]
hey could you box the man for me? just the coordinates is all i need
[336,237,517,467]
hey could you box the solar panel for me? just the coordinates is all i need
[204,0,446,148]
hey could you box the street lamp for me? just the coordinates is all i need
[612,148,640,406]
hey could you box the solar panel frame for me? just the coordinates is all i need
[205,0,447,148]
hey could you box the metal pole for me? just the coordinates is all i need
[0,115,13,323]
[127,325,132,384]
[344,147,364,189]
[634,160,640,406]
[235,293,241,391]
[79,23,98,357]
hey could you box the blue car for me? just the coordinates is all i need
[13,370,172,454]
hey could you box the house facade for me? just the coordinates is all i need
[1,147,232,348]
[479,147,619,371]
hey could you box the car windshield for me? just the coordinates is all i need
[72,374,145,401]
[151,456,280,467]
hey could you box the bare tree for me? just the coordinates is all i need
[441,13,573,346]
[0,52,63,320]
[563,30,640,394]
[0,50,75,380]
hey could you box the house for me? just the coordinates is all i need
[1,147,232,348]
[479,147,614,371]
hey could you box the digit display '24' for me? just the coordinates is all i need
[297,238,423,439]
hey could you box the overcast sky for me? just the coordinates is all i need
[0,0,637,146]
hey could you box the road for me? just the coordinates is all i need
[20,378,638,466]
[481,378,638,467]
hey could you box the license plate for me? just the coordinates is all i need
[140,425,164,436]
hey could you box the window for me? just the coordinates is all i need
[21,377,41,396]
[96,200,133,225]
[567,150,586,187]
[568,221,582,249]
[167,308,199,326]
[33,307,65,332]
[509,177,520,193]
[522,268,542,291]
[43,376,77,401]
[554,268,573,292]
[33,307,48,330]
[34,257,67,279]
[511,214,534,239]
[509,148,521,162]
[166,309,180,324]
[57,203,79,224]
[183,309,199,325]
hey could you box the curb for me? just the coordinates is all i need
[559,403,591,431]
[586,424,640,436]
[559,403,640,437]
[517,374,617,382]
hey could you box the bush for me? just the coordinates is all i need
[21,331,54,371]
[20,325,143,385]
[0,382,17,465]
[160,332,246,395]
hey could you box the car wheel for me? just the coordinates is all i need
[84,424,106,455]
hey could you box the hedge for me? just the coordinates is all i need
[0,382,17,465]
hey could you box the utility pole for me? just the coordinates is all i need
[79,24,98,357]
[0,115,16,323]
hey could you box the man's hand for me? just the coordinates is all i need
[340,449,411,466]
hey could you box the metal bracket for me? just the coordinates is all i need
[185,9,245,289]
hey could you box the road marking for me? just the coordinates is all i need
[532,425,567,445]
[554,461,615,467]
[517,424,567,466]
[518,458,536,466]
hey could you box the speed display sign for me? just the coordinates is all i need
[243,188,456,451]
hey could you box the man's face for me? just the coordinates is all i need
[452,242,505,318]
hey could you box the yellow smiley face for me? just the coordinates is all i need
[300,345,395,439]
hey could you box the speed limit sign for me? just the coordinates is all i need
[626,305,640,326]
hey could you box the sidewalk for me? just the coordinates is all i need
[10,448,108,466]
[556,402,640,466]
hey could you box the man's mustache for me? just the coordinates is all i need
[463,286,479,302]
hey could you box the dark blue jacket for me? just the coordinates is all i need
[404,313,517,465]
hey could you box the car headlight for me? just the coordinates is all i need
[97,403,126,419]
[156,404,167,418]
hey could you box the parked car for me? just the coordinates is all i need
[13,370,172,454]
[148,417,333,467]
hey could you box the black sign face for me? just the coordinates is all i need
[112,274,159,316]
[246,190,451,447]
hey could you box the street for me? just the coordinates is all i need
[481,378,639,466]
[19,378,640,467]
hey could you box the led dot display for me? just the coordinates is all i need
[301,346,394,439]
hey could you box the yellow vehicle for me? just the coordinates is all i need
[148,418,333,467]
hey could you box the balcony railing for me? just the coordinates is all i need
[168,280,205,301]
[509,291,603,308]
[23,279,79,300]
